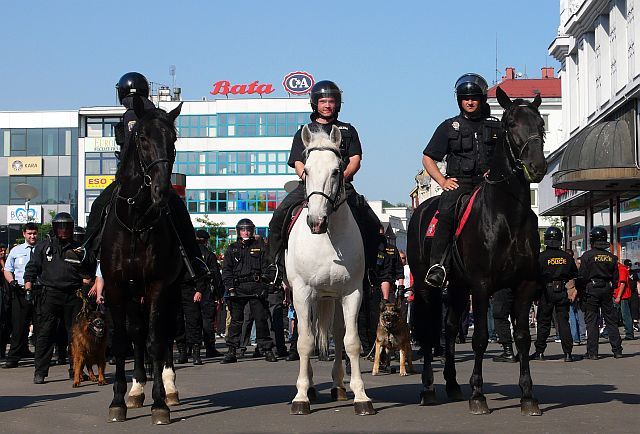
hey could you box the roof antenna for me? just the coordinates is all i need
[494,33,499,85]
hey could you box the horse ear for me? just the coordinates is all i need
[132,95,146,120]
[329,125,341,148]
[496,86,512,109]
[532,93,542,108]
[168,102,183,122]
[301,125,312,148]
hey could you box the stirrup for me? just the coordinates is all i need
[425,264,446,288]
[265,263,282,286]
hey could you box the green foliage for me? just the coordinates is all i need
[194,215,229,255]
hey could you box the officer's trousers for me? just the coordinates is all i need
[534,294,572,354]
[429,178,479,268]
[583,292,622,355]
[226,297,273,350]
[267,292,287,353]
[357,285,381,354]
[492,288,514,344]
[181,285,203,346]
[34,288,81,376]
[200,290,217,347]
[6,290,33,363]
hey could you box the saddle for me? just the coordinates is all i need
[424,186,482,240]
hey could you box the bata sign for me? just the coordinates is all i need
[210,80,275,96]
[282,71,314,95]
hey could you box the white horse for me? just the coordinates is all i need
[286,124,375,416]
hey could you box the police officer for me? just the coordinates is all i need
[266,80,382,280]
[531,227,579,362]
[82,72,207,290]
[2,222,39,368]
[195,229,224,358]
[578,226,623,359]
[25,213,96,384]
[491,288,518,363]
[423,73,501,287]
[221,219,277,363]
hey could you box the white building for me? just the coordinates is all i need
[369,200,412,252]
[543,0,640,259]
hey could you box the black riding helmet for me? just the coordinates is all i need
[52,212,74,231]
[310,80,342,115]
[116,72,150,104]
[590,226,609,249]
[236,218,255,239]
[544,226,563,249]
[195,229,210,240]
[455,73,488,103]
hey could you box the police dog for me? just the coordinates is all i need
[372,299,414,376]
[70,310,108,387]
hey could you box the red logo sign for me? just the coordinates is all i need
[210,80,275,96]
[282,71,315,95]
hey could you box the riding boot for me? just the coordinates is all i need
[493,343,518,363]
[221,347,237,364]
[192,344,203,365]
[176,342,188,364]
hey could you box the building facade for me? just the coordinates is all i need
[543,0,640,259]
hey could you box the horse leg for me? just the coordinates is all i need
[469,292,490,415]
[148,301,171,425]
[291,298,313,415]
[125,303,147,409]
[513,282,542,416]
[163,342,180,406]
[444,289,466,401]
[342,290,375,416]
[331,301,348,401]
[108,304,128,422]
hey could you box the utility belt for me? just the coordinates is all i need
[545,279,568,303]
[585,278,611,296]
[234,273,266,285]
[545,280,566,292]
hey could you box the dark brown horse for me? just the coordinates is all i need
[101,100,184,424]
[408,86,547,415]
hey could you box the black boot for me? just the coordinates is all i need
[493,343,518,363]
[205,344,222,358]
[530,351,544,361]
[221,347,237,364]
[252,347,263,359]
[176,342,188,364]
[264,348,278,362]
[564,353,577,362]
[286,349,299,361]
[192,344,203,365]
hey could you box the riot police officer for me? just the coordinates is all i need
[531,227,579,362]
[266,80,382,281]
[578,226,623,359]
[221,219,277,363]
[25,213,96,384]
[423,73,501,287]
[195,229,224,358]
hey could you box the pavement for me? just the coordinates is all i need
[1,336,639,434]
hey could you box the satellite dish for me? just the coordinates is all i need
[284,180,300,194]
[15,184,39,200]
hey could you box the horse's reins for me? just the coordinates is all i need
[303,146,347,213]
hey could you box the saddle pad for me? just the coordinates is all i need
[454,187,481,238]
[425,211,440,238]
[286,203,306,238]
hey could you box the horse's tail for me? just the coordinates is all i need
[315,298,334,359]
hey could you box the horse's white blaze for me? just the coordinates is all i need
[129,378,145,396]
[162,366,176,394]
[287,126,371,409]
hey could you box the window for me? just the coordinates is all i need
[541,114,549,131]
[26,129,43,155]
[85,152,118,175]
[185,188,287,214]
[530,188,537,207]
[85,118,120,138]
[175,150,294,175]
[215,112,309,138]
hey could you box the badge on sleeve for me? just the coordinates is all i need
[128,120,137,132]
[452,121,460,131]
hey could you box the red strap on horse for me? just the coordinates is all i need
[287,202,307,235]
[455,187,482,238]
[425,211,439,238]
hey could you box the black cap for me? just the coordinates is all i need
[116,72,150,103]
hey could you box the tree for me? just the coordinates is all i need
[194,215,229,255]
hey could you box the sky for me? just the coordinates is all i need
[0,0,561,204]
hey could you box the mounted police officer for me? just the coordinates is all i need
[266,80,382,282]
[221,219,277,364]
[423,73,501,288]
[24,213,96,384]
[531,227,579,362]
[578,226,623,359]
[82,72,207,290]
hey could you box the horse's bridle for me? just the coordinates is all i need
[303,146,346,213]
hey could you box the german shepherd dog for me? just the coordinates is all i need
[372,300,414,376]
[70,310,108,387]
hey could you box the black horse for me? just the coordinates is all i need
[101,100,184,424]
[408,86,547,416]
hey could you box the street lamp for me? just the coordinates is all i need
[15,183,39,223]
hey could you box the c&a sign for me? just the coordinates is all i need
[8,157,43,175]
[282,71,314,95]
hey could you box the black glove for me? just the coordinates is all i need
[9,280,21,291]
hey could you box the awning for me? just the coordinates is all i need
[552,119,640,190]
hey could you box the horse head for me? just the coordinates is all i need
[301,124,345,234]
[496,86,547,183]
[128,99,182,207]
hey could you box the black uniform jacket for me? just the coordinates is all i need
[24,237,96,289]
[199,244,224,299]
[578,247,619,293]
[222,238,268,297]
[538,247,578,284]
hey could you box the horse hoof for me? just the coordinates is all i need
[331,387,348,401]
[446,384,465,401]
[151,408,171,425]
[108,406,127,422]
[307,387,318,402]
[354,401,376,416]
[469,397,490,415]
[165,392,180,407]
[290,401,310,415]
[126,393,145,408]
[521,398,542,416]
[419,390,438,406]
